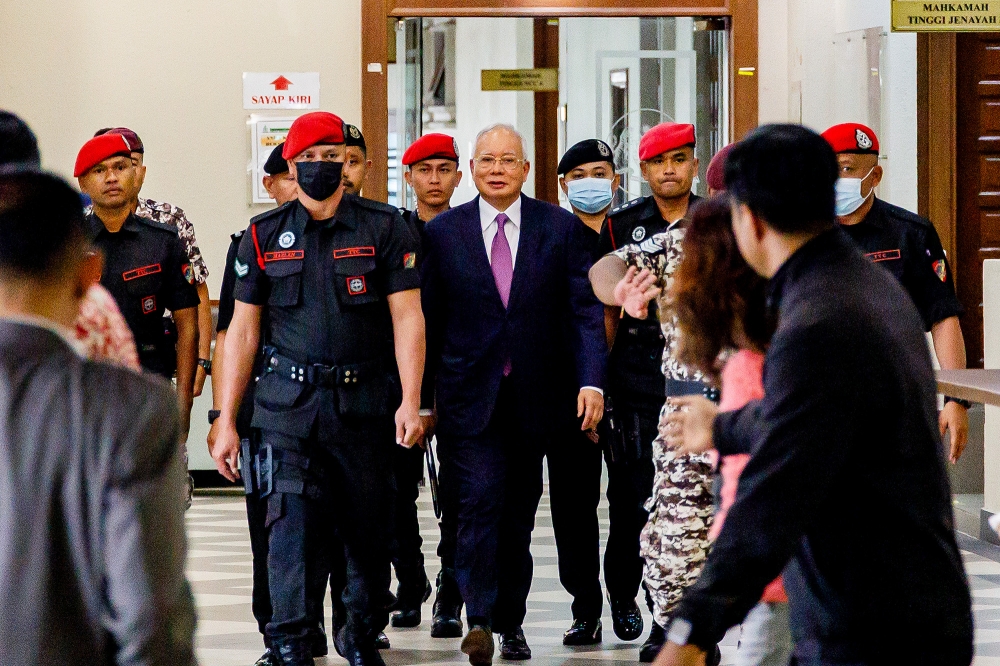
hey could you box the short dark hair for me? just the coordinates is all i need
[724,124,838,235]
[0,172,86,278]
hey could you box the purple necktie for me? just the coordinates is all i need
[491,213,513,376]
[491,213,513,308]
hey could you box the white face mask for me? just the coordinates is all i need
[834,167,876,217]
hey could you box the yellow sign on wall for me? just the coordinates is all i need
[893,1,1000,31]
[481,69,559,92]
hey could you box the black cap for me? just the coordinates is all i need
[557,139,614,176]
[345,124,366,151]
[0,111,41,174]
[263,143,289,176]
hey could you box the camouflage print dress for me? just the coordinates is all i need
[610,224,716,629]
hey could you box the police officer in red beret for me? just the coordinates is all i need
[212,111,425,666]
[594,122,701,653]
[75,134,201,438]
[401,133,464,240]
[822,123,969,463]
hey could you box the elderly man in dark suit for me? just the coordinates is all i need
[0,169,195,666]
[421,123,607,666]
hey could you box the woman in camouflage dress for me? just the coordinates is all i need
[610,220,718,663]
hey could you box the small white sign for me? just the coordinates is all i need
[250,115,298,203]
[243,72,319,110]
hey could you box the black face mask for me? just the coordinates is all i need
[295,160,344,201]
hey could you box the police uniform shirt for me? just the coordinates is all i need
[400,208,428,249]
[234,194,421,369]
[217,230,243,334]
[85,212,200,373]
[841,197,962,331]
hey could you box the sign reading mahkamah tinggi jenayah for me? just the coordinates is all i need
[893,1,1000,31]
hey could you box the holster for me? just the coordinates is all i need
[601,394,628,464]
[240,438,255,495]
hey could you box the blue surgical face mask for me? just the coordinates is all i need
[834,167,876,217]
[566,177,614,215]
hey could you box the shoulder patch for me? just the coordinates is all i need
[608,197,644,218]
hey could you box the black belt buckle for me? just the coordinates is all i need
[311,363,338,387]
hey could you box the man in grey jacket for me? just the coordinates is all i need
[0,169,196,665]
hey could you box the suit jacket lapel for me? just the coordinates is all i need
[459,197,505,308]
[508,194,538,311]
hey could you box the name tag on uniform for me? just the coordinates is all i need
[334,247,376,259]
[264,250,305,262]
[865,249,901,263]
[122,264,162,281]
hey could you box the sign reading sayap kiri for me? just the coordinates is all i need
[893,2,1000,31]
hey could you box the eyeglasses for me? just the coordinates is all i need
[473,155,523,172]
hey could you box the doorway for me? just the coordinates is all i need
[385,16,731,209]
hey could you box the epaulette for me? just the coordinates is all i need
[249,200,293,227]
[348,193,398,216]
[608,197,644,217]
[133,215,181,236]
[230,229,245,242]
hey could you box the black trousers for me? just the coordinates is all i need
[390,443,429,602]
[602,394,658,605]
[546,430,604,621]
[439,381,550,632]
[435,438,458,573]
[260,425,393,652]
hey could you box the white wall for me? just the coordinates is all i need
[450,17,536,206]
[757,0,918,212]
[0,0,362,296]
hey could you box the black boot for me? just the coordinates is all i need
[563,619,602,646]
[638,623,665,663]
[253,648,280,666]
[391,575,432,628]
[609,596,643,641]
[271,637,314,666]
[334,627,387,666]
[431,568,464,638]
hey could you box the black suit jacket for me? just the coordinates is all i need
[422,194,606,438]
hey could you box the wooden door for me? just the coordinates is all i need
[956,34,1000,367]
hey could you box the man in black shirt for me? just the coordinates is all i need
[823,122,969,463]
[658,124,973,666]
[595,122,701,654]
[75,133,200,439]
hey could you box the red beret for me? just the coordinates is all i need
[402,133,459,166]
[74,134,133,177]
[638,122,696,161]
[821,123,879,155]
[282,112,346,160]
[706,142,737,192]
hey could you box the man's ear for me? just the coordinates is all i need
[612,173,621,192]
[403,169,412,187]
[750,209,768,242]
[559,176,568,195]
[871,165,884,189]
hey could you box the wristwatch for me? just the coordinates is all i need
[198,358,212,375]
[945,396,973,410]
[208,409,221,425]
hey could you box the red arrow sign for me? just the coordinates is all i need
[270,75,293,91]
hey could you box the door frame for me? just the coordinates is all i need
[361,0,759,203]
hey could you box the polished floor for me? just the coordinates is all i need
[187,488,1000,665]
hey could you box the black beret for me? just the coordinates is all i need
[0,110,41,174]
[557,139,614,176]
[345,124,366,151]
[263,143,289,176]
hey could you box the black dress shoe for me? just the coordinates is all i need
[609,597,644,641]
[375,632,391,650]
[499,628,531,661]
[461,624,495,666]
[272,638,314,666]
[707,644,722,666]
[253,648,280,666]
[341,646,386,666]
[638,623,665,663]
[563,619,602,646]
[391,578,433,627]
[334,629,387,666]
[431,569,464,638]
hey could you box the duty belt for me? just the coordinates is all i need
[665,378,720,403]
[263,347,386,388]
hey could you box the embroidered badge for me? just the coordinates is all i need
[347,276,367,295]
[122,264,162,281]
[403,252,416,269]
[234,259,249,277]
[864,249,901,263]
[632,226,646,242]
[264,250,305,262]
[856,128,873,151]
[141,295,157,314]
[333,246,376,259]
[933,260,948,282]
[278,231,296,249]
[182,263,194,284]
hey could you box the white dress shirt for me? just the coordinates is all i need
[476,196,603,399]
[479,196,521,268]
